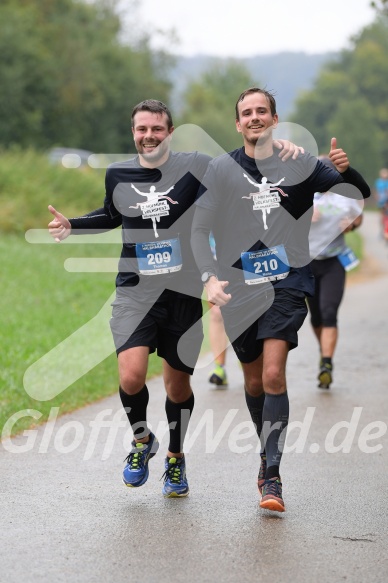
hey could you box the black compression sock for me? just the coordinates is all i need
[321,357,332,367]
[262,392,289,476]
[165,393,195,453]
[119,385,149,439]
[245,390,266,453]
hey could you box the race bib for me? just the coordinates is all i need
[337,247,359,271]
[136,238,182,275]
[241,245,290,285]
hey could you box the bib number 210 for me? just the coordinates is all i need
[254,258,278,274]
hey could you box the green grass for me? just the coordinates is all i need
[0,234,168,436]
[0,147,105,234]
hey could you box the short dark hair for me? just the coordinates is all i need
[131,99,173,129]
[235,88,277,119]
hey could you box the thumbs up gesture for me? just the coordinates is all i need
[48,205,71,242]
[329,137,349,173]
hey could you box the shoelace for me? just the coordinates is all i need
[162,460,183,484]
[124,444,147,470]
[262,479,282,497]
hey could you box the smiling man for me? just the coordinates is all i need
[191,87,370,513]
[48,100,210,498]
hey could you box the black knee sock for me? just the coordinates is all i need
[165,393,195,454]
[322,357,332,367]
[262,392,289,480]
[245,391,266,454]
[119,385,149,439]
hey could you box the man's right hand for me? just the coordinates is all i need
[48,205,71,242]
[205,277,231,306]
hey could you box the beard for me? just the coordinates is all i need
[136,137,170,164]
[246,127,273,147]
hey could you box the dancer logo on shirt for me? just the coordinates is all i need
[242,174,287,230]
[129,183,179,238]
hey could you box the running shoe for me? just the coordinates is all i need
[209,364,228,386]
[123,432,159,487]
[259,477,285,512]
[318,362,333,389]
[161,456,189,498]
[257,454,267,494]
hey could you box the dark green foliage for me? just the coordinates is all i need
[0,0,173,152]
[177,60,256,152]
[290,15,388,185]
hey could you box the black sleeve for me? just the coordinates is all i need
[191,205,218,275]
[69,207,122,234]
[338,166,370,199]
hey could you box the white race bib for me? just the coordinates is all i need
[136,238,182,275]
[241,245,290,285]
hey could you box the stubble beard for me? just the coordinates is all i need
[137,138,170,165]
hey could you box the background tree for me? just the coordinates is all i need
[0,0,173,152]
[177,60,257,152]
[290,13,388,185]
[371,0,388,15]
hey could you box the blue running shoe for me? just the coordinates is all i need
[123,432,159,488]
[161,456,189,498]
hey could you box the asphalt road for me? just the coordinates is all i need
[1,212,387,583]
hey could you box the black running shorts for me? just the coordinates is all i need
[227,288,308,363]
[110,288,203,374]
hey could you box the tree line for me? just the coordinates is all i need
[0,0,172,153]
[1,0,386,185]
[290,6,388,185]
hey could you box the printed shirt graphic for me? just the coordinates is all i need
[103,151,211,295]
[241,173,288,230]
[196,147,346,298]
[128,183,178,238]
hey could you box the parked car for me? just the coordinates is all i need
[47,147,94,168]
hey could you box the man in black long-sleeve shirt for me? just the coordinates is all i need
[191,87,370,512]
[48,100,210,497]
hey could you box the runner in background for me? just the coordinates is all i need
[208,233,229,387]
[374,168,388,239]
[307,156,363,389]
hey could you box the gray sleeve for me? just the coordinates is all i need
[191,205,218,276]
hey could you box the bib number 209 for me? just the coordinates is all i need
[147,251,171,265]
[136,238,182,275]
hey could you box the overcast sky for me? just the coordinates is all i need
[134,0,377,57]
